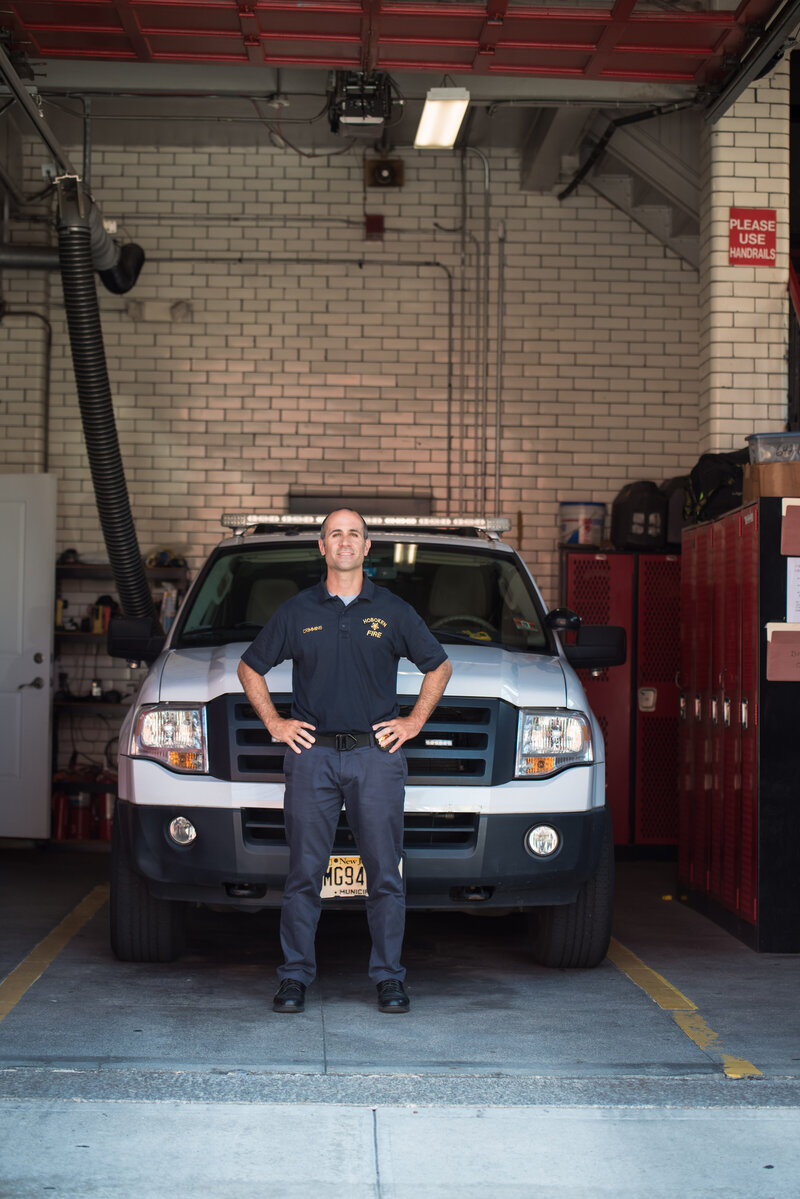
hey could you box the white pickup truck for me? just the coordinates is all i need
[108,515,625,969]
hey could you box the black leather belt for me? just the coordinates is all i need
[313,732,377,751]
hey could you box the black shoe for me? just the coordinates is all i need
[272,979,306,1013]
[377,979,410,1013]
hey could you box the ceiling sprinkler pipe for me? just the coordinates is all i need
[56,176,157,625]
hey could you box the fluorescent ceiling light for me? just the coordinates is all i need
[414,87,470,149]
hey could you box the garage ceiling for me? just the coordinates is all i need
[0,3,797,171]
[0,0,790,87]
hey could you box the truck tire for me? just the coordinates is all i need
[110,816,186,962]
[528,812,614,969]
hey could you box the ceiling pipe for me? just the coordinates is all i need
[494,222,506,519]
[82,94,92,189]
[466,147,491,516]
[557,100,694,203]
[0,245,59,269]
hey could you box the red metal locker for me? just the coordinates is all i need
[678,533,695,883]
[634,554,681,844]
[719,512,743,914]
[680,499,800,951]
[708,516,729,903]
[738,505,759,924]
[564,552,634,845]
[691,524,714,891]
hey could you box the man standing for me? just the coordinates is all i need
[237,509,452,1014]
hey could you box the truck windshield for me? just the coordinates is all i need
[175,539,549,652]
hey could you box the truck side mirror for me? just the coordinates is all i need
[562,625,627,670]
[107,615,166,664]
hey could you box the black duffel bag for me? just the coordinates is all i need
[683,448,749,524]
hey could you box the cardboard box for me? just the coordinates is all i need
[742,462,800,502]
[766,623,800,681]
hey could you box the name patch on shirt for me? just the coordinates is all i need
[364,617,387,639]
[303,625,323,634]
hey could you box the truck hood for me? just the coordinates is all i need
[154,641,569,709]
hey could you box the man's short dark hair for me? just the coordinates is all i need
[319,509,369,540]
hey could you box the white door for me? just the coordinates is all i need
[0,474,56,838]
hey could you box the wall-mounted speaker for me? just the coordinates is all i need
[365,159,405,188]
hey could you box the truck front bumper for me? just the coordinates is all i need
[116,799,611,911]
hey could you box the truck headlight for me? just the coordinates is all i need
[515,709,592,778]
[131,705,208,773]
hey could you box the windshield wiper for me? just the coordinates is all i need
[432,629,546,653]
[432,629,501,646]
[179,622,262,644]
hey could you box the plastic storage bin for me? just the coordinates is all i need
[746,432,800,463]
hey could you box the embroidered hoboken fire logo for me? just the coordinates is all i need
[363,616,387,639]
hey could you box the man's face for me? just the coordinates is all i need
[318,509,371,573]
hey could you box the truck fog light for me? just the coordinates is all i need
[169,816,197,846]
[525,824,560,858]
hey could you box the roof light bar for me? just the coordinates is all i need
[220,513,511,533]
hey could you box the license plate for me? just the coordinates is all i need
[320,855,368,899]
[319,855,403,899]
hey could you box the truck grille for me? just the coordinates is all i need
[400,702,492,781]
[242,808,479,850]
[208,694,516,786]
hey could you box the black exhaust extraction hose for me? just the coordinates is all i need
[87,202,146,295]
[56,177,157,624]
[98,241,146,295]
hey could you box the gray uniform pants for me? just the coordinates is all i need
[278,744,407,985]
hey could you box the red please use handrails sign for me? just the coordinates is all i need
[729,207,777,266]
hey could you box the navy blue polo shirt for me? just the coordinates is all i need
[241,576,448,733]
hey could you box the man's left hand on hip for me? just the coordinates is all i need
[372,716,421,753]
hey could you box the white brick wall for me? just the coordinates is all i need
[2,137,704,586]
[698,63,790,451]
[4,116,765,765]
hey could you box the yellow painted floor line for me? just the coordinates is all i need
[608,937,762,1079]
[0,885,109,1023]
[607,937,697,1011]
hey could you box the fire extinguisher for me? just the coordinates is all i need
[51,788,69,840]
[95,768,117,842]
[60,758,98,840]
[67,788,93,840]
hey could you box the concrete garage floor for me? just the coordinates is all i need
[1,846,799,1198]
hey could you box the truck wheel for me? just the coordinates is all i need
[110,816,186,963]
[528,813,614,969]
